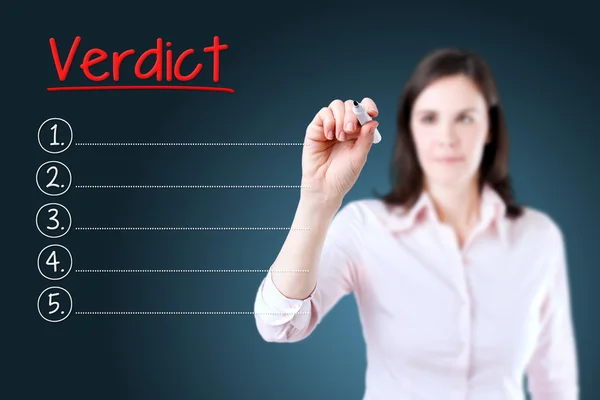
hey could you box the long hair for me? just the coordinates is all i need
[378,48,523,219]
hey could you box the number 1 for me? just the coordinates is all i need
[50,124,59,146]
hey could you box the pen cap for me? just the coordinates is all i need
[352,101,371,125]
[352,100,381,144]
[352,100,365,113]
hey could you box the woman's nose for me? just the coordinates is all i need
[436,124,458,148]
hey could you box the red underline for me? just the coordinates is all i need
[47,85,235,92]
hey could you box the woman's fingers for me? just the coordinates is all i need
[329,99,345,141]
[361,97,379,117]
[307,98,378,143]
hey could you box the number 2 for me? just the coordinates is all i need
[46,166,59,188]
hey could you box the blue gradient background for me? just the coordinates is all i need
[8,0,599,399]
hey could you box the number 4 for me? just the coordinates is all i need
[46,251,60,272]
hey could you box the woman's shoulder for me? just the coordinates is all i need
[336,197,397,229]
[509,205,564,246]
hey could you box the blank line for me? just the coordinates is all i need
[75,142,308,146]
[73,185,308,189]
[75,311,310,315]
[73,227,309,231]
[75,269,309,273]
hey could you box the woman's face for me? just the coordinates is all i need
[410,74,490,189]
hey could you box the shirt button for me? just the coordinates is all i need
[462,256,470,266]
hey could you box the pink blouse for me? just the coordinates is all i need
[254,185,578,399]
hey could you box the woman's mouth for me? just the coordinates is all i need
[435,156,464,164]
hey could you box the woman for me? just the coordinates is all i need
[253,48,578,399]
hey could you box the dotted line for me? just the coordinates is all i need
[74,185,308,189]
[75,142,308,146]
[75,269,309,273]
[75,311,311,315]
[74,227,309,231]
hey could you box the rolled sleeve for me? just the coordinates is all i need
[259,271,314,329]
[254,201,364,343]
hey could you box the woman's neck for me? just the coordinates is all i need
[425,179,481,246]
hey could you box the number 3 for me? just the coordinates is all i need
[47,208,60,230]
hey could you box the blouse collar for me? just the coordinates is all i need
[386,184,508,243]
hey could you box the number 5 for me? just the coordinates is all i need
[48,292,60,314]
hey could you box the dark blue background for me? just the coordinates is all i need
[8,1,599,399]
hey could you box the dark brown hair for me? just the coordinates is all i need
[378,48,523,219]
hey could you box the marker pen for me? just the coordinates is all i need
[353,100,382,144]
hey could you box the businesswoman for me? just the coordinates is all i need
[253,48,578,399]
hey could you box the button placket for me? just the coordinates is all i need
[439,223,472,374]
[447,227,473,376]
[461,254,470,266]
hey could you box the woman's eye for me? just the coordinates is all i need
[459,115,473,123]
[421,115,435,123]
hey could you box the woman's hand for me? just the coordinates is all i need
[301,97,379,206]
